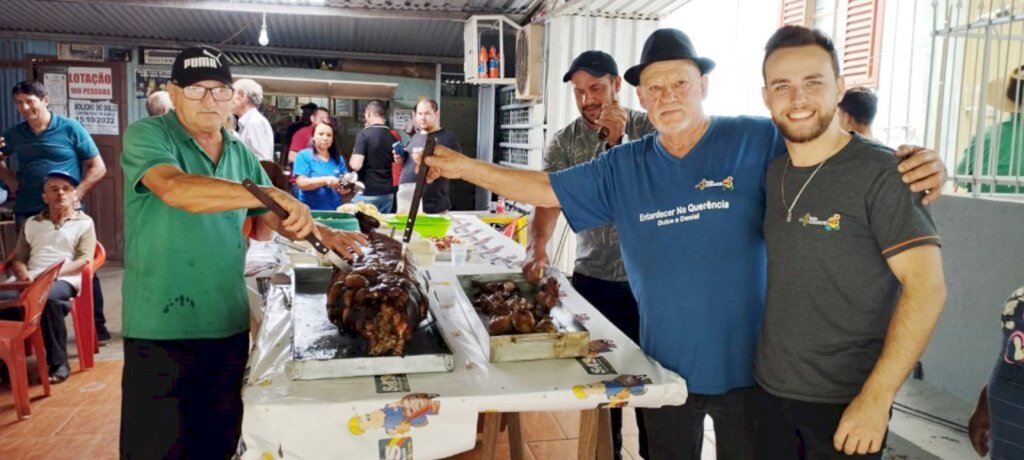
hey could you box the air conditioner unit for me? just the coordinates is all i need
[515,24,544,100]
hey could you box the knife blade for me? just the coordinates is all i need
[397,135,437,270]
[241,179,352,270]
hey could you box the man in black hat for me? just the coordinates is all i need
[424,28,946,459]
[521,49,653,460]
[119,44,367,459]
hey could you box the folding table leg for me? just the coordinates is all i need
[504,412,525,460]
[480,412,502,460]
[578,408,614,460]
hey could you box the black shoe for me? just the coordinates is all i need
[48,362,70,384]
[96,327,112,345]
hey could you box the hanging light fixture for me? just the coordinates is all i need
[258,12,269,46]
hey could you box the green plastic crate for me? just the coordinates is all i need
[312,212,359,232]
[386,215,452,238]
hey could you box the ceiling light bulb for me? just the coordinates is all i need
[258,13,269,46]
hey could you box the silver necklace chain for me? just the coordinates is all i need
[781,135,845,223]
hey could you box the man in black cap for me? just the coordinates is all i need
[424,28,946,459]
[119,44,367,459]
[521,49,653,460]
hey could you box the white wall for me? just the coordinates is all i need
[660,0,780,117]
[925,196,1024,401]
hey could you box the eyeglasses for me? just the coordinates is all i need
[182,85,234,101]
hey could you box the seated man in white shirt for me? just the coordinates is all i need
[0,171,97,384]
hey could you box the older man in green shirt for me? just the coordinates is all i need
[119,45,366,459]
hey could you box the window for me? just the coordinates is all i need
[778,0,884,88]
[843,0,884,87]
[780,0,812,27]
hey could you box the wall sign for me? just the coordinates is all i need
[57,43,104,62]
[391,109,413,131]
[67,67,113,99]
[135,70,172,99]
[43,73,67,105]
[142,48,180,66]
[69,100,119,135]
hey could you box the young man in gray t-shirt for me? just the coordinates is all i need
[753,26,946,459]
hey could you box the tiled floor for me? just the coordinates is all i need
[0,267,719,459]
[0,360,122,460]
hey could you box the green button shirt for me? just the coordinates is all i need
[121,111,270,340]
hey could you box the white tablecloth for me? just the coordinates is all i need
[239,214,688,460]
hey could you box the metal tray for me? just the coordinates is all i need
[287,267,454,380]
[456,272,589,362]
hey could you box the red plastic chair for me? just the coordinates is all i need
[69,242,105,370]
[0,260,64,420]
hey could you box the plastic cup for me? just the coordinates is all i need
[450,243,468,265]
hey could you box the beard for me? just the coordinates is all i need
[579,104,602,125]
[773,107,835,143]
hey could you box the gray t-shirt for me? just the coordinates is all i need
[755,135,940,403]
[543,107,654,282]
[399,129,461,213]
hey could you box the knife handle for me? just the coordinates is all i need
[242,179,329,256]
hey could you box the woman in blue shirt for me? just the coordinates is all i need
[293,122,348,210]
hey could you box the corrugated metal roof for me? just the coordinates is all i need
[0,0,537,61]
[542,0,688,20]
[0,0,686,64]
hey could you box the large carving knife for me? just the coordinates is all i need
[398,135,437,270]
[241,179,351,270]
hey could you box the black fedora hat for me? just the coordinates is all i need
[624,29,715,86]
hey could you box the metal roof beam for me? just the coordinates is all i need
[0,30,464,65]
[45,0,474,22]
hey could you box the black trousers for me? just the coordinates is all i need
[571,273,648,460]
[644,387,757,460]
[93,274,106,334]
[120,331,249,460]
[752,387,889,460]
[0,279,75,369]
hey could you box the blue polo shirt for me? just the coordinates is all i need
[549,116,786,394]
[1,114,99,215]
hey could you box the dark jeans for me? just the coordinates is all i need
[0,279,74,369]
[752,387,888,460]
[990,361,1024,459]
[644,387,757,460]
[571,273,647,460]
[120,331,249,460]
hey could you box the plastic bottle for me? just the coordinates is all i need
[496,197,506,214]
[488,46,500,78]
[478,46,489,78]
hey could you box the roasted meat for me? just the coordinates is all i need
[326,232,429,356]
[472,276,562,336]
